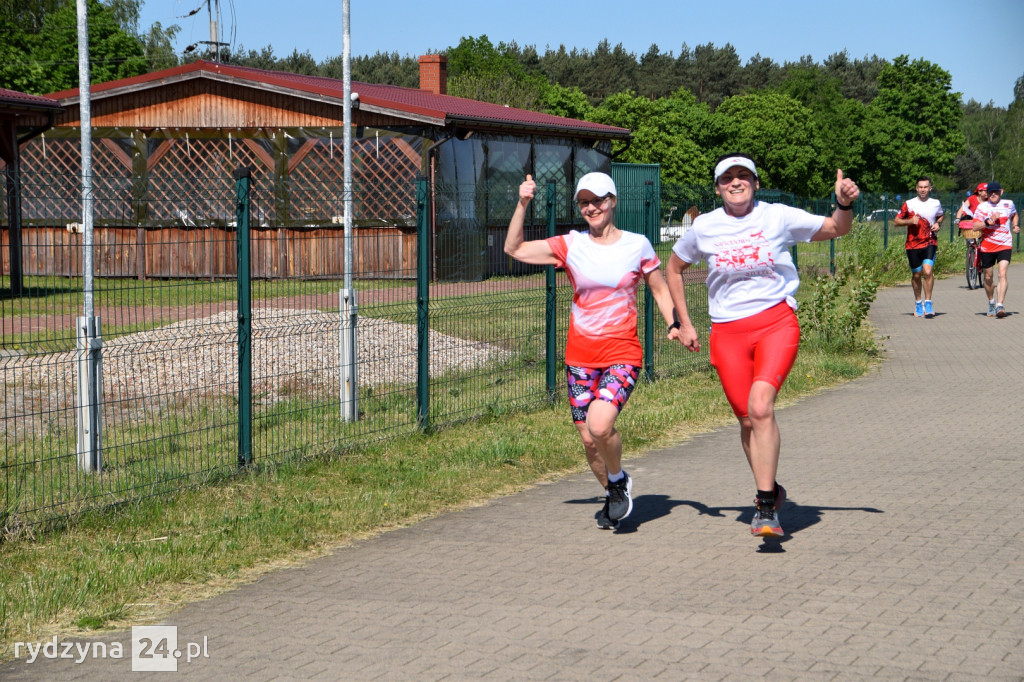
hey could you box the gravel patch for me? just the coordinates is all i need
[2,307,511,440]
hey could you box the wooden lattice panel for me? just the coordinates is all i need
[288,135,420,224]
[12,130,422,229]
[17,137,82,222]
[147,138,238,224]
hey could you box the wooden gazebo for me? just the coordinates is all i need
[0,87,62,294]
[6,59,631,281]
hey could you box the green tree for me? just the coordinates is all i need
[446,35,547,109]
[776,66,867,184]
[538,44,589,90]
[222,45,280,71]
[584,40,638,101]
[994,75,1024,189]
[861,55,964,192]
[959,99,1004,185]
[742,53,783,92]
[140,20,179,71]
[0,0,62,33]
[1,0,153,93]
[637,44,676,100]
[591,88,711,186]
[539,82,594,120]
[279,49,317,76]
[707,91,822,194]
[340,51,418,87]
[0,13,43,91]
[823,51,886,104]
[29,0,146,92]
[676,42,742,108]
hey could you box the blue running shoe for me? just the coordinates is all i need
[923,300,934,318]
[914,301,924,317]
[988,302,997,317]
[996,304,1006,318]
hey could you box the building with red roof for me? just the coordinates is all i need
[9,57,632,280]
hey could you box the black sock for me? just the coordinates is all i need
[756,489,775,506]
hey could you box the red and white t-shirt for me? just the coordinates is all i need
[672,202,824,323]
[974,199,1018,252]
[547,230,660,367]
[896,197,943,249]
[959,195,982,226]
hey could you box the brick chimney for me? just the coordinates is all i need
[418,54,447,95]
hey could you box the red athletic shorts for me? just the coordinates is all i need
[709,301,800,418]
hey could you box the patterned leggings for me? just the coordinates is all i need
[566,364,641,424]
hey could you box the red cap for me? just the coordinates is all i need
[976,182,988,193]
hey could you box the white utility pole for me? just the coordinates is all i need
[75,0,103,472]
[339,0,359,422]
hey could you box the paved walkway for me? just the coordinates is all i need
[5,267,1024,680]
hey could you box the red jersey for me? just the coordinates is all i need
[896,197,943,249]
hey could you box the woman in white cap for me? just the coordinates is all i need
[665,153,860,538]
[505,171,678,530]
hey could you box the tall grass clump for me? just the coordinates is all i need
[799,262,879,352]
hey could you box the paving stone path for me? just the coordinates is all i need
[4,266,1023,680]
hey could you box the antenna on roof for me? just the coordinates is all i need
[189,0,229,61]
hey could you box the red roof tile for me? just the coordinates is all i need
[0,87,62,110]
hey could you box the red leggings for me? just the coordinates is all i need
[709,302,800,418]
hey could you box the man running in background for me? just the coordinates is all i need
[894,177,944,318]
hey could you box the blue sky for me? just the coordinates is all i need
[139,0,1023,107]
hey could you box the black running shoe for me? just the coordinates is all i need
[606,471,633,521]
[773,482,787,511]
[595,497,619,530]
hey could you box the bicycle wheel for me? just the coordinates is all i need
[966,245,978,289]
[974,252,984,289]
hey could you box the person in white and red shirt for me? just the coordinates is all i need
[973,181,1021,318]
[505,172,678,529]
[894,177,944,318]
[956,182,988,228]
[665,153,860,538]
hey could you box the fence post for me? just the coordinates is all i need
[416,177,430,430]
[643,180,655,381]
[829,190,837,276]
[5,155,24,296]
[545,181,557,399]
[234,167,253,468]
[948,193,956,243]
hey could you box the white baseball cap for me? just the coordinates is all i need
[574,172,617,200]
[714,156,758,183]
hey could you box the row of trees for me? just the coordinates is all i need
[2,2,1021,194]
[0,0,177,93]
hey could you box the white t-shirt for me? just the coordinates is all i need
[974,199,1018,252]
[547,229,661,366]
[672,202,824,323]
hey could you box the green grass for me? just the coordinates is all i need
[0,337,874,659]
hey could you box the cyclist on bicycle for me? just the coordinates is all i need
[956,182,988,228]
